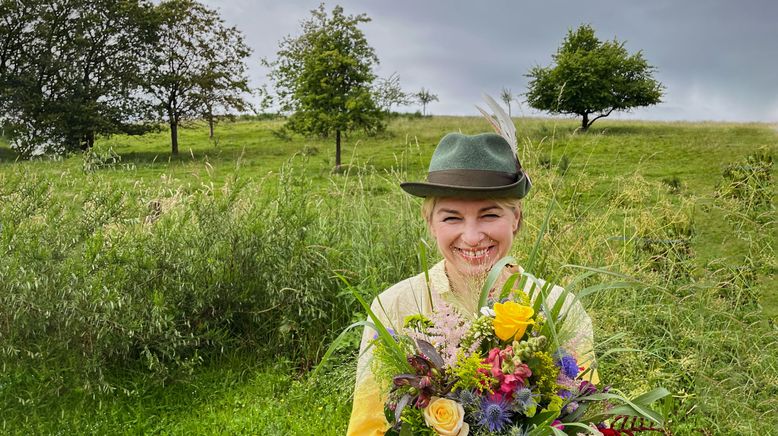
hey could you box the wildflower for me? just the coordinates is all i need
[511,387,538,417]
[461,315,496,351]
[372,328,396,341]
[554,351,579,379]
[483,347,532,401]
[564,400,579,414]
[477,395,512,432]
[480,306,495,317]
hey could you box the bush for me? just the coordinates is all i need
[0,162,426,392]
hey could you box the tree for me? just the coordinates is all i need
[265,4,383,170]
[500,87,513,117]
[373,72,410,114]
[415,87,438,116]
[1,0,157,156]
[144,0,251,154]
[525,24,663,131]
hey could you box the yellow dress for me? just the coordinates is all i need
[346,260,598,435]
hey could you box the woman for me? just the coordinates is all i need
[347,132,596,435]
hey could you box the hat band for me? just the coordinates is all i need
[427,169,519,187]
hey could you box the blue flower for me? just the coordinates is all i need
[554,351,579,379]
[477,396,512,432]
[372,328,396,341]
[512,387,539,416]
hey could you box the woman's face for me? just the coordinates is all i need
[428,198,521,278]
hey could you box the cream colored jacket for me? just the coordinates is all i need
[346,260,596,436]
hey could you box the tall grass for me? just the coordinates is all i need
[0,118,774,434]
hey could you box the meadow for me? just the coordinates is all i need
[0,116,775,435]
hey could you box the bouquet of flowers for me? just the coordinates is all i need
[358,257,669,435]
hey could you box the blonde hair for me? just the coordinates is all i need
[421,196,523,234]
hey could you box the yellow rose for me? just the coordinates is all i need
[493,301,534,342]
[423,397,469,436]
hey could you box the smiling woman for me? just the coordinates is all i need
[346,131,595,435]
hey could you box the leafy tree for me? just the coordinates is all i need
[373,72,410,113]
[415,87,438,116]
[143,0,251,154]
[1,0,156,156]
[500,87,514,117]
[525,24,663,131]
[265,4,383,170]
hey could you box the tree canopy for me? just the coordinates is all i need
[525,24,664,131]
[0,0,251,157]
[265,4,383,170]
[143,0,251,154]
[0,0,157,156]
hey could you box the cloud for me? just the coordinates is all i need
[202,0,778,122]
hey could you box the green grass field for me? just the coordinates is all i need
[1,116,775,434]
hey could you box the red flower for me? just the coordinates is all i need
[482,346,533,401]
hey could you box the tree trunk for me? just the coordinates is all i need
[208,116,214,139]
[581,112,589,131]
[170,120,179,155]
[335,129,341,170]
[79,130,94,151]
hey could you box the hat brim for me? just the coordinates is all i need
[400,173,531,199]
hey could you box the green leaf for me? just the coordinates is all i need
[478,255,517,310]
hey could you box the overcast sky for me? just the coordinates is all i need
[203,0,778,122]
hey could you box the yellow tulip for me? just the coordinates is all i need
[493,301,534,342]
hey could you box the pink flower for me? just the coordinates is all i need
[482,346,532,401]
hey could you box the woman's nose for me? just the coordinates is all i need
[461,223,485,246]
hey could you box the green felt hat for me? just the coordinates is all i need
[401,132,531,198]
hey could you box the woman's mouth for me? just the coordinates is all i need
[452,245,495,263]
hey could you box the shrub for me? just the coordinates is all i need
[0,162,425,392]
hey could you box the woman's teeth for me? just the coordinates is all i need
[455,247,491,259]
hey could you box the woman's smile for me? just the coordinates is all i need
[429,198,520,278]
[451,245,496,263]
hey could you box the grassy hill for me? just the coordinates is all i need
[0,116,775,434]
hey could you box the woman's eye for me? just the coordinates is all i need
[482,214,499,219]
[442,216,461,222]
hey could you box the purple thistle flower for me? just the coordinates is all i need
[477,396,512,432]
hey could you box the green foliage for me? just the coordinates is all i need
[145,0,252,154]
[0,0,158,155]
[0,159,426,393]
[716,146,773,217]
[451,352,493,392]
[399,406,436,436]
[265,4,384,168]
[525,24,663,131]
[0,117,775,434]
[373,72,411,113]
[403,313,433,332]
[526,352,559,403]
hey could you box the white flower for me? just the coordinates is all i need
[480,306,495,317]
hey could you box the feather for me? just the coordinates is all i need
[475,94,517,156]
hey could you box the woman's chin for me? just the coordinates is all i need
[451,257,496,278]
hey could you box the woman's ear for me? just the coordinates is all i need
[512,208,522,235]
